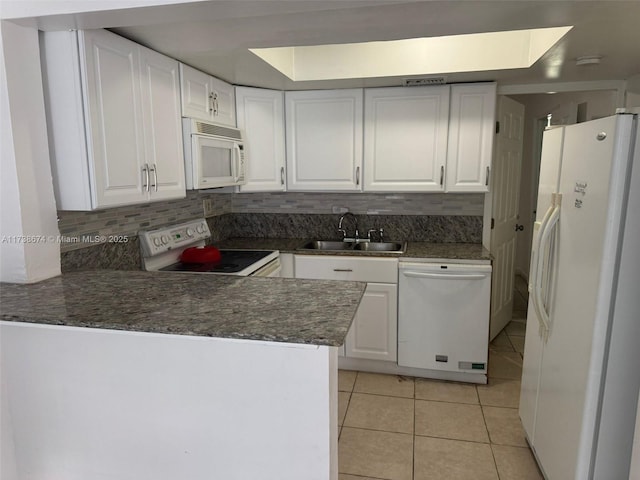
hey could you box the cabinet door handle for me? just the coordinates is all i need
[213,92,218,116]
[208,92,214,113]
[485,166,490,186]
[150,163,158,192]
[333,268,353,272]
[440,165,444,186]
[142,164,150,192]
[280,166,285,185]
[356,166,360,186]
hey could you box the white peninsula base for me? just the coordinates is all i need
[1,322,339,480]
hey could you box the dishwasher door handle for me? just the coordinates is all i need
[402,271,487,280]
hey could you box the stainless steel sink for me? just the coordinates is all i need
[298,240,405,254]
[353,242,405,252]
[301,240,354,250]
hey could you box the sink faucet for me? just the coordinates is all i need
[338,212,359,241]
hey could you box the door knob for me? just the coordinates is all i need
[515,224,524,232]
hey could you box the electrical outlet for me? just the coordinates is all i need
[203,199,215,217]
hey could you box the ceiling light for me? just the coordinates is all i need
[250,26,573,82]
[576,55,602,66]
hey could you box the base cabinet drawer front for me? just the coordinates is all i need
[294,255,398,284]
[345,283,397,362]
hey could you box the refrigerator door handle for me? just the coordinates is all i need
[530,202,555,335]
[534,204,561,338]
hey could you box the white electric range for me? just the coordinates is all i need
[139,219,281,277]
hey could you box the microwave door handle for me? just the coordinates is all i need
[233,144,242,182]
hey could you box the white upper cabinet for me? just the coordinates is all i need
[41,29,185,210]
[80,29,146,208]
[364,86,450,192]
[179,64,235,127]
[139,46,186,201]
[445,83,497,192]
[236,87,286,192]
[285,89,363,191]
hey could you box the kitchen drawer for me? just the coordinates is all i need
[294,255,398,284]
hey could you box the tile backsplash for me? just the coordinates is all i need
[232,192,484,216]
[58,191,484,252]
[222,213,482,243]
[57,191,231,252]
[58,190,485,270]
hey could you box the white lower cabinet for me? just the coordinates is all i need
[294,255,398,362]
[345,283,397,361]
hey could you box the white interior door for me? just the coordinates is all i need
[489,96,525,340]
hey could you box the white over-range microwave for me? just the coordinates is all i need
[182,118,246,189]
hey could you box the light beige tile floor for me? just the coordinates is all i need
[337,279,543,480]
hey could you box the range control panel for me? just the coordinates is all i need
[139,219,211,257]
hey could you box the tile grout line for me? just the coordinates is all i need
[412,379,416,480]
[479,398,501,479]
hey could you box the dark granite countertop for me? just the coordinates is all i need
[0,271,366,347]
[214,238,491,262]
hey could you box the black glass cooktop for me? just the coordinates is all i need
[160,250,273,274]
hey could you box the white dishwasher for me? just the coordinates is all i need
[398,262,492,374]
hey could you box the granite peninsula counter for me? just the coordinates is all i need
[1,270,365,480]
[0,270,366,345]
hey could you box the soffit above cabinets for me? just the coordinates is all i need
[9,0,640,90]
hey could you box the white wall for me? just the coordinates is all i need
[1,358,18,480]
[1,322,338,480]
[626,73,640,108]
[508,90,618,280]
[0,20,60,283]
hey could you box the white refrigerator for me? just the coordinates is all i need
[519,113,640,480]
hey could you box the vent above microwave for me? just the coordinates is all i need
[403,76,447,86]
[193,121,243,140]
